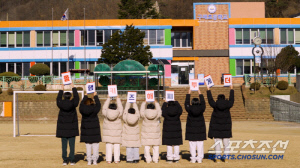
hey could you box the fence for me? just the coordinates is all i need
[270,96,300,123]
[0,75,94,90]
[244,74,292,87]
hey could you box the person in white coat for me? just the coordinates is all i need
[102,96,123,164]
[122,102,141,163]
[140,100,162,163]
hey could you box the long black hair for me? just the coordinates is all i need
[168,101,176,106]
[217,94,225,100]
[128,108,136,114]
[63,92,72,100]
[147,103,155,109]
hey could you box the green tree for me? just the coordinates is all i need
[118,0,161,19]
[275,45,299,72]
[29,63,50,76]
[265,0,289,18]
[98,25,153,66]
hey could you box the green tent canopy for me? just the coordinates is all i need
[94,63,111,75]
[113,60,146,75]
[147,64,164,75]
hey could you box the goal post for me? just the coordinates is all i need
[13,91,84,137]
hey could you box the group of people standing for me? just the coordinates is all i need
[56,83,234,166]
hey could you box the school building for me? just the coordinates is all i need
[0,2,299,86]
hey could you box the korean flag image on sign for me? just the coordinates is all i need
[145,90,155,102]
[61,72,72,85]
[189,79,199,91]
[165,90,175,102]
[127,91,137,103]
[85,82,95,94]
[204,75,214,88]
[224,74,232,87]
[108,85,118,97]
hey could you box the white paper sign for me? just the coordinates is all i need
[224,74,232,87]
[171,73,178,85]
[108,85,118,97]
[85,82,95,94]
[255,57,261,64]
[61,72,72,85]
[127,91,137,103]
[198,74,205,85]
[165,90,175,102]
[204,75,214,88]
[189,79,199,91]
[145,90,155,102]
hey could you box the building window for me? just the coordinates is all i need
[88,62,96,75]
[81,30,117,46]
[0,32,7,47]
[96,30,104,46]
[53,62,59,76]
[280,28,295,44]
[36,31,51,47]
[236,59,252,75]
[141,30,164,45]
[236,29,273,45]
[60,62,67,73]
[23,63,30,76]
[60,31,67,46]
[0,63,6,73]
[171,32,192,47]
[37,30,74,47]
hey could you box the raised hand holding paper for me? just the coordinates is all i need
[127,91,137,103]
[85,82,95,94]
[165,90,175,102]
[204,75,214,88]
[61,72,72,85]
[224,74,232,87]
[108,85,118,97]
[145,90,155,102]
[189,79,199,91]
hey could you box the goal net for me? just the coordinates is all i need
[13,91,84,137]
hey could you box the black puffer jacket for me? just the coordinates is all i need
[185,94,206,141]
[56,88,79,138]
[79,95,101,143]
[162,101,183,145]
[207,90,234,139]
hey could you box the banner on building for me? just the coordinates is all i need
[127,91,137,103]
[198,74,205,85]
[223,74,232,87]
[145,90,155,102]
[165,90,175,102]
[204,75,214,88]
[189,79,199,91]
[61,72,72,85]
[108,85,118,97]
[171,73,178,86]
[85,82,95,94]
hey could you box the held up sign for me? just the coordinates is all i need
[204,75,214,88]
[108,85,118,97]
[189,79,199,91]
[145,90,155,102]
[223,74,232,87]
[165,90,175,102]
[85,82,95,94]
[127,91,137,103]
[61,72,72,85]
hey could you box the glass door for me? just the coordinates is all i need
[179,66,189,84]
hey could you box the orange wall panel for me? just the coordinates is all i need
[253,18,267,25]
[278,18,291,25]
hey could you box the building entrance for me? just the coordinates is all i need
[171,61,194,85]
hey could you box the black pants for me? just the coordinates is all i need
[61,137,76,162]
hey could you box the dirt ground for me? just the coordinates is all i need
[1,120,300,168]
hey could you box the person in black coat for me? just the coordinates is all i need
[207,84,234,163]
[161,99,183,163]
[56,83,79,166]
[185,88,206,163]
[79,91,101,165]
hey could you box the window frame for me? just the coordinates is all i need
[236,59,253,76]
[171,31,193,48]
[235,28,274,45]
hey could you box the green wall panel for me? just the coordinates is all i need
[165,29,171,45]
[75,61,80,78]
[230,59,236,76]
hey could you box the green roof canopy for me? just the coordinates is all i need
[94,63,111,75]
[147,64,164,75]
[113,60,146,75]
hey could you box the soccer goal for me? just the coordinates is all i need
[13,91,84,137]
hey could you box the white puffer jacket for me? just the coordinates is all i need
[122,102,141,147]
[140,102,161,146]
[102,97,123,144]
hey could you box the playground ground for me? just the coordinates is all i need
[0,120,300,168]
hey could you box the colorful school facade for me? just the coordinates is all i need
[0,2,299,86]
